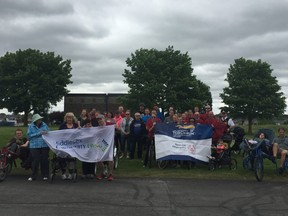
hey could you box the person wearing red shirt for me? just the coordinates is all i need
[143,110,161,167]
[200,105,211,121]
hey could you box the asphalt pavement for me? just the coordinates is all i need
[1,174,288,216]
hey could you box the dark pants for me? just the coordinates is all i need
[114,132,122,151]
[82,162,96,175]
[130,136,144,159]
[144,138,154,166]
[30,147,49,179]
[121,135,131,154]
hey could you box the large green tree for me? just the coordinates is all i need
[122,46,212,113]
[220,57,286,133]
[0,49,73,125]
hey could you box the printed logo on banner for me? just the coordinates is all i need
[172,128,195,138]
[55,138,109,152]
[187,144,196,154]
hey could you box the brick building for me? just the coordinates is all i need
[64,93,127,115]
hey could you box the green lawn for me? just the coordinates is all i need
[1,124,287,182]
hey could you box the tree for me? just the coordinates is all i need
[0,49,73,125]
[122,46,212,113]
[220,57,286,133]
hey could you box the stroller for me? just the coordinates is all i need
[208,133,237,170]
[50,153,77,183]
[241,128,276,181]
[229,126,245,153]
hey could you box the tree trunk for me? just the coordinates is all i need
[24,111,29,127]
[248,117,253,134]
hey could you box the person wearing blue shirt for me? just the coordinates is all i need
[27,114,49,181]
[130,112,146,159]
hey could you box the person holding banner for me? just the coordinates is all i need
[58,112,79,180]
[95,117,114,181]
[81,118,96,179]
[143,110,162,167]
[27,114,49,181]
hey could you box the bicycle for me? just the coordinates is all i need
[242,136,277,182]
[0,147,17,182]
[147,139,156,168]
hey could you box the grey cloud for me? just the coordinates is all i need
[0,0,74,18]
[0,0,287,114]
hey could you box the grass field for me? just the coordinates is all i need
[0,124,287,182]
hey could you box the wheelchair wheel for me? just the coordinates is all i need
[113,150,119,169]
[209,160,216,171]
[72,170,77,182]
[254,156,264,182]
[50,173,55,183]
[157,160,168,169]
[229,158,237,170]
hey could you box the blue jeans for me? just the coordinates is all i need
[121,135,131,154]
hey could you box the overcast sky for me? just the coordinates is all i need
[1,0,287,115]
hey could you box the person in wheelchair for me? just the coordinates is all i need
[253,132,272,155]
[6,128,31,169]
[272,128,288,174]
[58,112,79,180]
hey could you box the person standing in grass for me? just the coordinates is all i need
[81,118,96,179]
[129,112,146,160]
[95,117,114,181]
[143,110,161,167]
[27,114,49,181]
[120,110,133,159]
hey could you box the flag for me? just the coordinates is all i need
[155,123,213,162]
[42,125,114,162]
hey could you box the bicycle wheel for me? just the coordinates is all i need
[6,159,13,174]
[242,152,252,170]
[157,160,168,169]
[0,160,7,182]
[229,158,237,170]
[254,156,264,182]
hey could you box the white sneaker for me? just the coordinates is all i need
[28,177,33,181]
[126,155,130,159]
[61,174,67,180]
[43,177,48,181]
[67,174,72,180]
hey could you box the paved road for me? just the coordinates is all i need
[1,175,288,216]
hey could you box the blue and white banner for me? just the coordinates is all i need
[42,125,114,162]
[155,123,213,162]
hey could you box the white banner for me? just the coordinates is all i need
[42,125,115,162]
[155,135,211,162]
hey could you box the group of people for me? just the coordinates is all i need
[5,103,288,181]
[77,104,237,168]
